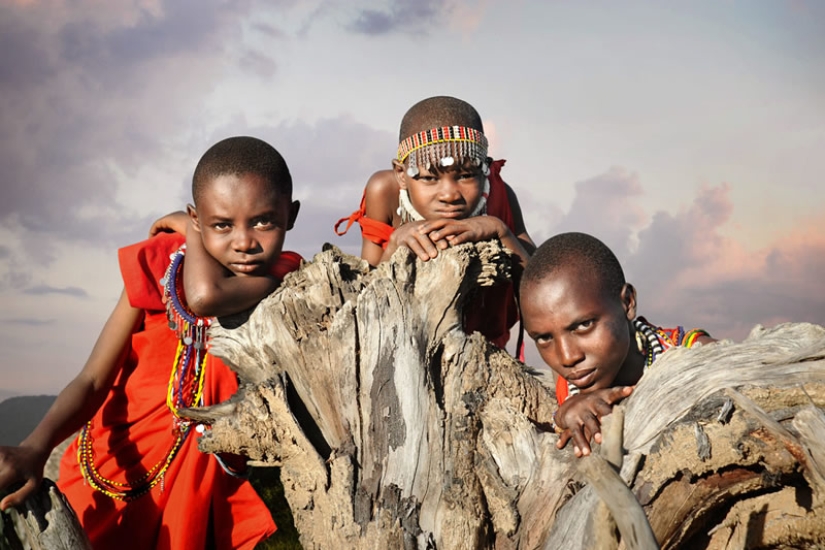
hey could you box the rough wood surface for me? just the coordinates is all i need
[183,242,825,550]
[0,480,91,550]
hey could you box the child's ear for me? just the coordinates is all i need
[621,283,637,320]
[287,200,300,231]
[187,204,202,233]
[392,159,409,190]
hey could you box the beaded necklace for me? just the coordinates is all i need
[633,317,673,367]
[78,244,211,501]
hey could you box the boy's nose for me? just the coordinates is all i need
[233,229,259,253]
[557,337,584,368]
[437,177,462,202]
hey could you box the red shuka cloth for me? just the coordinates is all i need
[58,232,301,550]
[335,160,519,348]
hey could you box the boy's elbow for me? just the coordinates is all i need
[185,284,222,317]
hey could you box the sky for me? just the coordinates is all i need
[0,0,823,396]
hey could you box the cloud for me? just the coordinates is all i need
[536,168,825,341]
[0,0,260,259]
[23,285,89,298]
[0,318,56,327]
[180,114,396,257]
[346,0,458,35]
[551,167,648,259]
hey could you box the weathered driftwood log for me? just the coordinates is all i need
[0,479,91,550]
[183,242,825,550]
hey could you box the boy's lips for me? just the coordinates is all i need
[566,367,596,387]
[230,261,263,274]
[436,209,467,219]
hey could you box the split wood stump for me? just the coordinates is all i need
[175,242,825,549]
[1,479,91,550]
[6,242,824,549]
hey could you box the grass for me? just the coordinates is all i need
[251,467,303,550]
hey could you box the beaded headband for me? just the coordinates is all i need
[397,125,489,178]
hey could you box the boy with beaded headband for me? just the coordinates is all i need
[0,136,301,549]
[336,96,535,349]
[519,232,713,458]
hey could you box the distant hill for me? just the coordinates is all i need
[0,395,56,446]
[0,389,19,403]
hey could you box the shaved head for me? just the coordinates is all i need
[521,232,626,299]
[398,96,484,140]
[192,136,292,206]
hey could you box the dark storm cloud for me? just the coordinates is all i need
[23,285,89,298]
[347,0,446,35]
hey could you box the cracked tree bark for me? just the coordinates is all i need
[9,241,824,549]
[187,242,825,550]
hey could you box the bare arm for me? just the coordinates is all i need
[0,289,141,509]
[148,210,189,237]
[361,170,400,266]
[182,218,278,318]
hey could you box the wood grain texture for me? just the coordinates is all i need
[187,243,825,549]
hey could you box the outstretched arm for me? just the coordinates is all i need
[0,289,141,509]
[182,217,279,318]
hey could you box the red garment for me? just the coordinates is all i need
[335,160,519,348]
[58,233,301,550]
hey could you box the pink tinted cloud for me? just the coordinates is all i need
[539,169,825,342]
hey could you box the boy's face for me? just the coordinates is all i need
[394,157,485,220]
[189,172,299,277]
[521,265,640,393]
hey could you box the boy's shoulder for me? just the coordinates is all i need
[118,233,185,313]
[363,170,399,223]
[364,169,398,196]
[119,233,184,272]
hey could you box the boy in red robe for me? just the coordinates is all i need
[335,96,535,349]
[0,136,301,549]
[520,232,713,458]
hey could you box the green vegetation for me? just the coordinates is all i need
[251,467,303,550]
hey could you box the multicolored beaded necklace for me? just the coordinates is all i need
[633,316,708,367]
[78,244,211,501]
